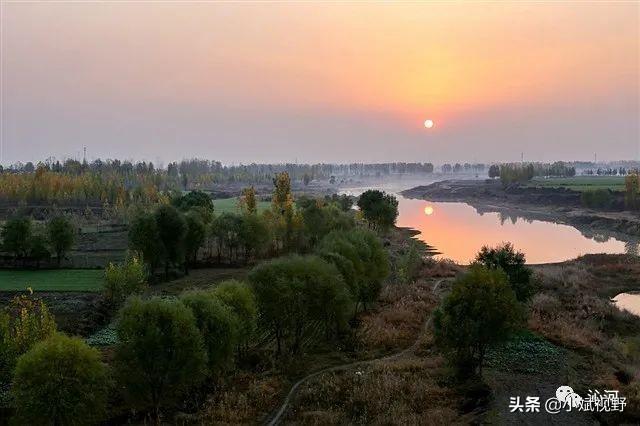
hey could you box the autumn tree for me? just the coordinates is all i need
[239,186,258,215]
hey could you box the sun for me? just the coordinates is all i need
[424,119,434,129]
[424,205,434,215]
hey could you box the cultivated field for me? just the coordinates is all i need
[0,269,104,292]
[527,176,626,192]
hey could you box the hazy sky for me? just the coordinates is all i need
[1,2,639,165]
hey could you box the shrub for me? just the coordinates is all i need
[474,243,534,302]
[11,333,108,425]
[210,280,258,349]
[104,256,148,307]
[581,188,613,209]
[1,216,32,261]
[180,290,240,372]
[434,266,521,377]
[249,255,351,354]
[114,297,207,419]
[3,292,56,357]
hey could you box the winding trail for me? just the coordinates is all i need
[264,279,444,426]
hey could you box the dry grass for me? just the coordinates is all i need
[285,355,464,425]
[198,373,285,424]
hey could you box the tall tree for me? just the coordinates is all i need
[1,217,32,263]
[154,205,187,278]
[46,216,75,267]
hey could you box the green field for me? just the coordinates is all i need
[213,197,271,214]
[527,176,625,192]
[0,269,104,292]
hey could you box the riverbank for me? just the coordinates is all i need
[401,180,640,243]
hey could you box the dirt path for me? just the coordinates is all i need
[263,279,444,426]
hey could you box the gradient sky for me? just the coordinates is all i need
[1,2,638,165]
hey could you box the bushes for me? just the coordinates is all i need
[46,216,75,267]
[581,188,613,208]
[114,297,207,418]
[249,255,351,354]
[210,280,257,350]
[180,290,240,371]
[104,256,148,307]
[434,266,522,377]
[0,292,57,386]
[11,333,108,425]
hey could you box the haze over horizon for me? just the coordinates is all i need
[1,2,639,166]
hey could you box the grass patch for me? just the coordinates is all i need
[527,176,625,192]
[0,269,104,292]
[213,197,271,214]
[486,331,564,375]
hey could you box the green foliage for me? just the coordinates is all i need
[1,216,32,259]
[128,210,164,269]
[581,188,613,208]
[104,256,148,307]
[2,292,57,359]
[249,255,351,354]
[85,324,119,347]
[474,243,534,302]
[238,213,271,260]
[297,198,355,247]
[184,210,207,270]
[499,163,535,184]
[11,333,108,425]
[396,240,423,284]
[210,280,257,348]
[485,331,563,375]
[180,290,240,372]
[46,216,75,266]
[434,266,521,377]
[28,234,50,265]
[357,190,399,231]
[154,204,187,274]
[114,297,207,417]
[214,212,243,262]
[317,229,389,310]
[172,190,214,213]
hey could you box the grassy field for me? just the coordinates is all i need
[0,269,104,292]
[527,175,625,192]
[213,197,271,214]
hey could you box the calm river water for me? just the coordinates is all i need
[342,182,634,265]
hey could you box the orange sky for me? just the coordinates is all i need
[2,2,638,164]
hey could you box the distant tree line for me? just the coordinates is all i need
[440,163,486,174]
[488,161,576,184]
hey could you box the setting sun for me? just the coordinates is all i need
[424,205,434,215]
[424,120,434,129]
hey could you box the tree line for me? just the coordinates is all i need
[0,187,396,424]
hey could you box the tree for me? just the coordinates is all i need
[238,213,271,261]
[184,210,207,273]
[357,190,399,231]
[239,186,258,215]
[128,211,164,271]
[180,290,240,372]
[434,266,521,377]
[215,213,243,263]
[317,229,389,312]
[1,217,32,262]
[154,204,187,278]
[625,172,639,210]
[0,292,57,382]
[303,173,311,186]
[172,190,214,214]
[474,243,534,302]
[114,297,207,421]
[104,256,148,307]
[210,280,257,352]
[249,255,351,354]
[46,216,75,267]
[28,234,50,268]
[11,333,108,425]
